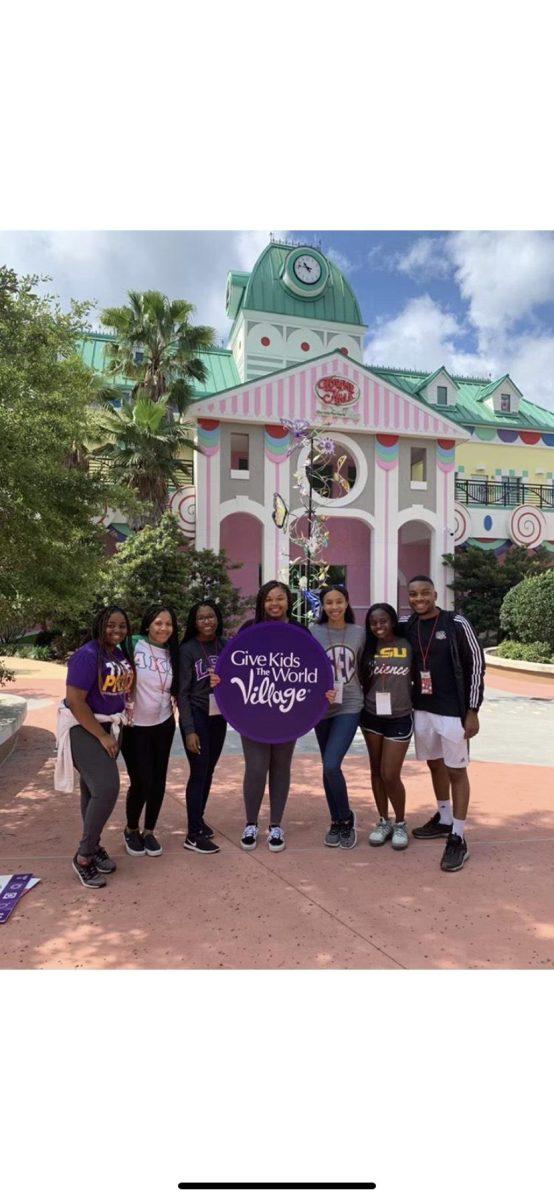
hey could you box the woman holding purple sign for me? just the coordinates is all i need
[312,585,365,850]
[178,601,227,854]
[62,606,135,889]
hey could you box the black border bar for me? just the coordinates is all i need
[178,1186,376,1192]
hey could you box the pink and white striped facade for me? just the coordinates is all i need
[187,353,468,611]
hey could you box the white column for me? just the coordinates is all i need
[194,423,221,552]
[434,442,456,607]
[263,443,290,582]
[372,437,400,605]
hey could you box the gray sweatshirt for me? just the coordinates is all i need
[311,622,365,717]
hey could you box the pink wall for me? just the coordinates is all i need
[290,516,371,622]
[397,521,431,615]
[220,513,262,601]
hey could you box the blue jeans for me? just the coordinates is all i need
[314,711,361,822]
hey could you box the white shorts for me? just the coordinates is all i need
[413,710,469,769]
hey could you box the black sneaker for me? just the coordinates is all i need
[412,811,453,840]
[143,832,162,856]
[201,819,214,838]
[72,855,106,889]
[240,823,258,850]
[267,825,286,852]
[183,834,220,854]
[324,821,341,847]
[92,846,116,873]
[441,833,469,872]
[124,828,146,857]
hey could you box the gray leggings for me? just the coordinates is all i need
[241,736,296,826]
[70,725,120,857]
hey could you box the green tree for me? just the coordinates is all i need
[443,543,551,638]
[0,267,118,638]
[97,513,250,631]
[90,391,197,526]
[500,569,554,650]
[100,290,214,413]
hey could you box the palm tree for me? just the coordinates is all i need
[90,391,197,525]
[100,290,215,414]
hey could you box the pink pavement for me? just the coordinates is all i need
[1,659,553,970]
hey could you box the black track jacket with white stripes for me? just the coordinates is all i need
[403,610,485,719]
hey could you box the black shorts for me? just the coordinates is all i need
[360,711,413,741]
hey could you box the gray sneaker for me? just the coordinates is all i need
[324,821,341,847]
[369,818,393,846]
[339,818,357,849]
[392,821,409,851]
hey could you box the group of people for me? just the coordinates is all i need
[56,573,485,889]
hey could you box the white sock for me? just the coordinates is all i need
[438,800,453,824]
[452,818,466,838]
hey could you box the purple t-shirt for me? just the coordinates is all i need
[67,641,134,716]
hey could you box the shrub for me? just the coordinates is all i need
[494,640,553,664]
[0,659,15,687]
[499,569,554,650]
[443,543,551,639]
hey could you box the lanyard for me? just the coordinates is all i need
[417,614,441,672]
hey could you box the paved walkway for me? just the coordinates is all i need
[1,657,553,969]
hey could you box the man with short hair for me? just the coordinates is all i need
[403,575,485,872]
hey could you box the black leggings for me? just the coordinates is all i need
[181,709,227,836]
[120,716,176,830]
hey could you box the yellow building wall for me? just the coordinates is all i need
[456,441,554,483]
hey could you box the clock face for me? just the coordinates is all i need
[293,254,322,285]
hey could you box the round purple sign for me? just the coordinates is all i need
[215,622,334,743]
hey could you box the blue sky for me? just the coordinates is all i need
[1,229,554,410]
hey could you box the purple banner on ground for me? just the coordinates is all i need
[0,874,34,924]
[215,622,333,743]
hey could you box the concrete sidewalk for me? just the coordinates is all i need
[1,657,553,969]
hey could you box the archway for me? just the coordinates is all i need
[397,520,432,615]
[289,514,371,624]
[220,512,263,601]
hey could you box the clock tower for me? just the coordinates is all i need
[225,241,367,382]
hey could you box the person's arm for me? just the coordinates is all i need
[177,644,200,750]
[65,686,119,758]
[454,615,485,736]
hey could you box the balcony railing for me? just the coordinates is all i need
[455,480,554,509]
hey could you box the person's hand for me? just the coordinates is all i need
[99,731,119,758]
[325,689,337,704]
[464,711,480,739]
[209,672,221,688]
[186,732,201,754]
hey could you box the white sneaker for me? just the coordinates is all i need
[369,818,393,846]
[267,825,286,852]
[392,821,409,851]
[241,824,258,850]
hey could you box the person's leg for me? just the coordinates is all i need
[362,731,388,819]
[200,716,227,817]
[314,719,339,820]
[70,726,120,861]
[412,712,453,838]
[120,725,151,832]
[241,737,271,825]
[183,710,212,837]
[448,768,470,821]
[267,740,296,826]
[144,716,176,832]
[318,714,360,824]
[379,738,410,821]
[427,758,453,823]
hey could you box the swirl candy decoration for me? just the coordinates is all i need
[169,485,196,540]
[453,503,470,546]
[509,505,546,549]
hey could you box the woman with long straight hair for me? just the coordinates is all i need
[227,580,303,853]
[360,603,413,850]
[63,606,135,888]
[178,600,227,854]
[311,583,365,849]
[120,603,179,858]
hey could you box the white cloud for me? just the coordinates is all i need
[395,235,451,279]
[326,246,359,274]
[447,230,554,335]
[365,295,466,371]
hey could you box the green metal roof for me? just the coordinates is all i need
[369,365,554,432]
[78,334,240,398]
[233,242,365,328]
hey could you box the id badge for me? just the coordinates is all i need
[420,670,433,695]
[375,692,392,716]
[333,679,344,704]
[209,693,220,716]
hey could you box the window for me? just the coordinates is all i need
[437,385,448,406]
[133,348,144,365]
[500,393,511,413]
[410,447,427,486]
[230,432,249,476]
